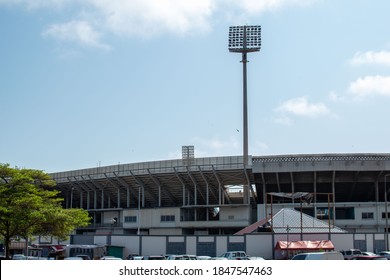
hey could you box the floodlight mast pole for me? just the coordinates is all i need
[242,28,248,172]
[229,25,261,204]
[385,174,390,250]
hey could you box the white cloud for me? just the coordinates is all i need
[350,50,390,66]
[88,0,215,37]
[348,75,390,97]
[0,0,75,10]
[42,20,110,50]
[276,97,330,117]
[2,0,318,46]
[236,0,316,14]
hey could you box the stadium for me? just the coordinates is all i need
[51,152,390,237]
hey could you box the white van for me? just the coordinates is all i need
[291,251,344,260]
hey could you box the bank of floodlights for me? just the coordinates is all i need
[228,25,261,53]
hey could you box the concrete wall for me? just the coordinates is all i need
[119,206,251,232]
[86,232,389,259]
[220,206,250,221]
[122,208,180,229]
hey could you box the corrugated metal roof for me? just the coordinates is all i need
[235,208,346,235]
[270,208,345,233]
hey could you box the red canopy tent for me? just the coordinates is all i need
[275,240,334,251]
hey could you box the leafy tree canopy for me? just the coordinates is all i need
[0,164,90,258]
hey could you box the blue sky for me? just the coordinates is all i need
[1,0,390,173]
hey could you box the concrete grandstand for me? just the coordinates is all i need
[51,153,390,235]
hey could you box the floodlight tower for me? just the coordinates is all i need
[229,25,261,203]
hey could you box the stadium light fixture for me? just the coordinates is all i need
[229,25,261,53]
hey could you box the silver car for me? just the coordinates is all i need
[377,251,390,260]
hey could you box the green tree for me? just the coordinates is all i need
[0,164,90,259]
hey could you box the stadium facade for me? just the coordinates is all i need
[51,153,390,236]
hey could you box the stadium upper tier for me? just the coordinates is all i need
[50,153,390,210]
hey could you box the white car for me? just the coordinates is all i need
[100,256,122,260]
[361,251,377,256]
[291,252,344,260]
[196,256,212,260]
[249,256,265,260]
[377,251,390,260]
[12,254,27,260]
[219,251,249,260]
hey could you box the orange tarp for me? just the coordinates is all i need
[275,240,334,251]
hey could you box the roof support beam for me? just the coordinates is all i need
[147,169,162,207]
[375,171,383,203]
[104,174,122,208]
[347,171,360,201]
[290,172,295,205]
[186,166,199,205]
[212,166,231,205]
[81,175,104,209]
[113,172,138,208]
[173,167,188,206]
[198,166,210,206]
[129,170,146,208]
[244,167,255,205]
[275,173,281,193]
[332,171,336,224]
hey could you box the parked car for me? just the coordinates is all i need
[196,256,212,260]
[350,256,388,260]
[27,256,47,260]
[340,249,362,260]
[76,255,91,260]
[377,251,390,260]
[166,255,196,260]
[361,251,377,256]
[166,255,182,260]
[181,255,197,260]
[64,257,84,260]
[291,251,344,260]
[145,255,166,260]
[219,251,249,260]
[12,254,27,260]
[127,254,140,260]
[100,256,122,260]
[249,256,265,260]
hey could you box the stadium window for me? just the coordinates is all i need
[124,216,137,223]
[335,207,355,220]
[382,212,390,219]
[161,215,175,222]
[316,208,334,220]
[362,212,374,219]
